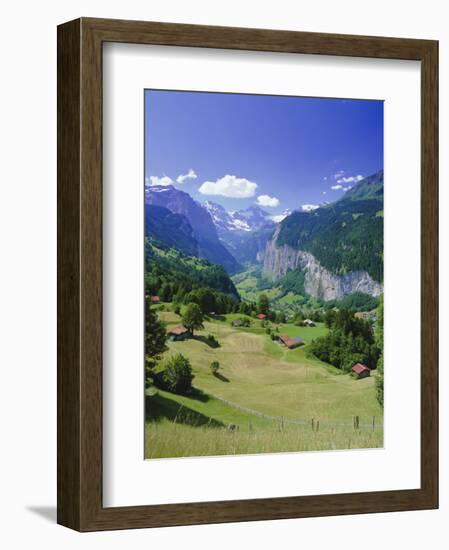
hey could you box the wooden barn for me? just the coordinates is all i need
[351,363,371,379]
[278,335,304,349]
[168,325,189,341]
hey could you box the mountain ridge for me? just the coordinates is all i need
[274,170,384,282]
[260,170,384,300]
[146,185,241,273]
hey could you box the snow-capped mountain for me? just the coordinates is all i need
[269,209,292,223]
[203,201,275,233]
[146,185,241,273]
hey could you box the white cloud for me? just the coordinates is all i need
[336,174,364,184]
[331,183,353,192]
[146,175,173,187]
[176,169,197,184]
[300,204,320,212]
[256,194,280,207]
[322,191,327,195]
[334,170,345,179]
[198,175,258,198]
[323,176,328,181]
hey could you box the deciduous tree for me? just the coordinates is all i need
[182,302,204,335]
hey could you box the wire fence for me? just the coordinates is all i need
[208,391,380,431]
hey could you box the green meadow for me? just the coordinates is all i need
[145,307,383,459]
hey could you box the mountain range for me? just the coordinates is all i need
[145,170,384,301]
[146,185,241,273]
[202,201,276,265]
[203,201,275,233]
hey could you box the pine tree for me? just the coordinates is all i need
[257,293,270,315]
[145,300,167,385]
[375,295,384,406]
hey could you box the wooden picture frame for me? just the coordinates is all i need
[57,17,438,531]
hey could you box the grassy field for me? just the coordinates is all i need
[145,306,383,459]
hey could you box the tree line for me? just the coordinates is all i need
[276,198,383,283]
[310,308,381,373]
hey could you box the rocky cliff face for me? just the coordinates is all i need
[262,228,383,301]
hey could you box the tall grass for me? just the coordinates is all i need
[145,420,383,459]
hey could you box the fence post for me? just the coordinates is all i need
[312,418,315,431]
[372,416,375,431]
[316,420,320,432]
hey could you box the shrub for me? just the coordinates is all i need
[210,361,220,375]
[207,334,220,348]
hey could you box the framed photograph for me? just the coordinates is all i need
[57,17,438,531]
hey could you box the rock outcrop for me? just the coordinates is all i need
[262,228,383,301]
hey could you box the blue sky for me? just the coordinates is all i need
[145,89,383,216]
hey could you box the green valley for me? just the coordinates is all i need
[145,306,383,458]
[144,170,384,458]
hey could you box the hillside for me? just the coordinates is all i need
[146,185,241,273]
[145,240,240,300]
[145,204,199,257]
[343,169,383,202]
[145,309,383,458]
[275,170,384,282]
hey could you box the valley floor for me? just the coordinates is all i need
[145,308,383,459]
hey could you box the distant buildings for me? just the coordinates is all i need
[303,319,316,327]
[278,335,304,349]
[355,310,377,322]
[149,295,161,303]
[351,363,371,379]
[256,313,267,320]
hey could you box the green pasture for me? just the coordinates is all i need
[146,310,383,458]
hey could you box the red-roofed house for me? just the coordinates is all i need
[256,313,267,320]
[150,295,160,303]
[168,325,189,341]
[351,363,371,379]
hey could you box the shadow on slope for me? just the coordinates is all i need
[145,392,225,428]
